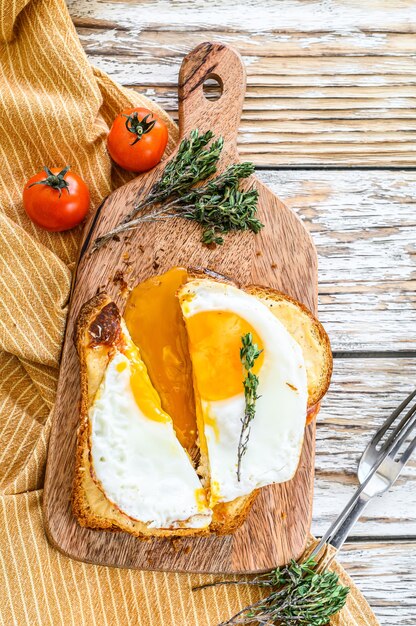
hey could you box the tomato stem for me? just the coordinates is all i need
[29,166,71,198]
[122,112,156,145]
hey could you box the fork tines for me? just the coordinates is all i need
[375,388,416,462]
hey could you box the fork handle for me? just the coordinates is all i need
[326,492,371,552]
[311,485,371,559]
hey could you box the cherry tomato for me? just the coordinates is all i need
[107,107,168,173]
[23,166,90,232]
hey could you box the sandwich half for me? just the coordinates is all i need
[73,267,332,537]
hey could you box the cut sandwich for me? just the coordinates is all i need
[73,267,332,537]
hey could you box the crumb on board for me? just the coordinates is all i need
[113,269,128,295]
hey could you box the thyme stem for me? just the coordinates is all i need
[237,333,262,482]
[121,129,223,225]
[91,161,262,252]
[194,558,349,626]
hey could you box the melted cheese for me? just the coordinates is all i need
[124,267,197,449]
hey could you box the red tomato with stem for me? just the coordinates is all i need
[23,166,90,232]
[107,107,168,173]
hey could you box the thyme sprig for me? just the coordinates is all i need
[92,162,262,251]
[91,130,264,252]
[194,557,349,626]
[193,186,261,245]
[121,129,224,225]
[237,333,262,482]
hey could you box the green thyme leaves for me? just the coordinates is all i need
[91,130,263,252]
[195,557,349,626]
[237,332,262,482]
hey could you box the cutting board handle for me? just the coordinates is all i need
[178,42,246,159]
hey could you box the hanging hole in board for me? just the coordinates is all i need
[203,74,223,101]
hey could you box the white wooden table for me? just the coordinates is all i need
[69,1,416,623]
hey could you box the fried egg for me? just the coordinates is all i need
[89,338,212,529]
[178,279,308,506]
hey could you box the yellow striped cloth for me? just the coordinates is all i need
[0,0,379,624]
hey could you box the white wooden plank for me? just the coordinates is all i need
[256,170,416,352]
[338,542,416,626]
[74,28,416,58]
[77,53,416,86]
[68,0,416,33]
[313,358,416,538]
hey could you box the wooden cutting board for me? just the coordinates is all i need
[44,42,318,574]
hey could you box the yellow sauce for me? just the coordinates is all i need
[209,480,221,507]
[124,267,197,449]
[194,487,209,512]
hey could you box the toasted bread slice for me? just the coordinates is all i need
[178,272,332,533]
[73,271,332,538]
[73,293,211,538]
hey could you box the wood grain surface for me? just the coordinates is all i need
[337,542,416,626]
[261,170,416,353]
[44,42,319,574]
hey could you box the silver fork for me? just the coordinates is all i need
[311,388,416,561]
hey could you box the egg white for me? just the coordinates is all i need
[179,280,308,505]
[89,351,212,529]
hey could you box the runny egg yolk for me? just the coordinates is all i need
[185,311,264,402]
[123,343,170,424]
[124,267,197,449]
